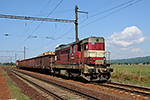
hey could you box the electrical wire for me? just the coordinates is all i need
[30,27,74,52]
[80,0,141,29]
[14,0,63,51]
[89,0,134,18]
[36,9,74,16]
[28,0,67,52]
[90,0,116,13]
[17,0,52,41]
[14,0,52,50]
[30,8,73,49]
[79,0,134,25]
[78,0,116,22]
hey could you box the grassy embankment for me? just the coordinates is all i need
[110,65,150,87]
[1,67,31,100]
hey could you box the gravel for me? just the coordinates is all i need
[0,67,11,99]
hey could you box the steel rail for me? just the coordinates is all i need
[101,82,150,96]
[108,82,150,91]
[7,67,102,100]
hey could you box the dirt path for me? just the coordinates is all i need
[0,67,11,99]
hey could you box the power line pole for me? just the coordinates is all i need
[10,56,12,62]
[24,47,26,59]
[75,5,88,42]
[75,5,78,42]
[15,53,17,61]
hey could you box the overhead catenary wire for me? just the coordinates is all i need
[78,0,116,22]
[80,0,141,29]
[30,21,66,50]
[14,0,63,51]
[30,27,74,52]
[25,0,52,32]
[36,9,74,16]
[90,0,116,13]
[29,24,67,51]
[88,0,134,18]
[15,0,52,47]
[29,8,74,49]
[79,0,135,25]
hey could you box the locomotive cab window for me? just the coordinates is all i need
[84,44,88,50]
[56,51,60,60]
[77,44,81,52]
[70,46,72,54]
[73,45,76,54]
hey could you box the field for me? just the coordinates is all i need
[110,65,150,87]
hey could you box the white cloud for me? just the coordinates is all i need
[106,43,113,47]
[106,26,148,59]
[107,26,146,47]
[120,47,144,53]
[108,47,145,59]
[130,47,143,52]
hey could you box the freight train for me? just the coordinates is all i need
[16,37,113,81]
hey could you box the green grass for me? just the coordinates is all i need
[111,65,150,75]
[110,65,150,87]
[1,67,31,100]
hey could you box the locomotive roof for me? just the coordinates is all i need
[55,36,104,51]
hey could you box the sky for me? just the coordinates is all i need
[0,0,149,63]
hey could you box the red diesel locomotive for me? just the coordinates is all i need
[16,37,113,81]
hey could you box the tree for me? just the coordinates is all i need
[124,62,128,65]
[135,62,139,65]
[146,61,149,65]
[10,62,13,66]
[111,62,114,65]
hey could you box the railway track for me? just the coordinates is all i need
[93,82,150,99]
[3,67,65,100]
[106,82,150,96]
[4,67,102,100]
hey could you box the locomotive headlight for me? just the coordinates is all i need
[89,57,92,63]
[103,57,106,61]
[90,57,92,61]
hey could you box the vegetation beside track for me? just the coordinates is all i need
[1,67,31,100]
[110,65,150,87]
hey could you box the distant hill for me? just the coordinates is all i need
[111,56,150,64]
